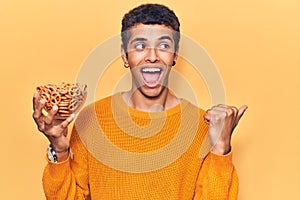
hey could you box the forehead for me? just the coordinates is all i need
[127,24,175,41]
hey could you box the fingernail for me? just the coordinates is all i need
[53,105,58,111]
[71,113,76,119]
[39,99,46,104]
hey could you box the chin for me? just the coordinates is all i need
[138,85,167,99]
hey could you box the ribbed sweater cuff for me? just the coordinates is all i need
[209,150,233,169]
[45,155,71,179]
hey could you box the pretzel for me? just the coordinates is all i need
[36,82,87,119]
[68,99,79,111]
[50,91,61,105]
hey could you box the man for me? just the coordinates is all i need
[33,4,247,199]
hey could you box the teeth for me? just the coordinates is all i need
[142,68,161,73]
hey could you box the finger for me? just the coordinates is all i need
[212,104,227,108]
[61,114,76,129]
[211,105,227,115]
[210,108,227,119]
[204,109,212,124]
[235,105,248,125]
[226,106,238,118]
[212,104,227,110]
[44,105,58,125]
[36,115,46,132]
[32,96,46,120]
[32,93,42,111]
[209,105,226,120]
[32,93,38,110]
[204,116,210,124]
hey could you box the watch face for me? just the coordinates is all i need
[47,147,58,163]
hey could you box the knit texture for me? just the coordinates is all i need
[42,93,238,200]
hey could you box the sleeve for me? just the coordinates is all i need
[42,128,90,200]
[193,151,239,200]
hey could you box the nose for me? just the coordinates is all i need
[145,47,159,63]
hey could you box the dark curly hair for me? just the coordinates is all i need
[121,4,180,53]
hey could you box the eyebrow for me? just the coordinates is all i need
[130,35,173,44]
[158,36,173,42]
[130,37,147,44]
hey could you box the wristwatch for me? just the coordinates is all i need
[47,146,58,163]
[47,146,73,163]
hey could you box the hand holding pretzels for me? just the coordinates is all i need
[32,83,87,161]
[204,104,248,155]
[32,93,75,162]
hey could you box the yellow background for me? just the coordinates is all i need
[1,0,299,199]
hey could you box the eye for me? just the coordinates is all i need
[158,43,170,50]
[135,43,146,50]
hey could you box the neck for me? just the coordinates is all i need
[122,88,181,112]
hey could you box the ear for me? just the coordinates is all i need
[173,52,178,62]
[121,44,128,64]
[174,52,178,60]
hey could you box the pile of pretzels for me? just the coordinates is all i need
[36,82,87,119]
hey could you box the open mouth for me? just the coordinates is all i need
[141,67,163,88]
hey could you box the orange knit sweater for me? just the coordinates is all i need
[42,93,238,199]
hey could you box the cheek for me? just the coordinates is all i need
[159,52,176,65]
[127,52,145,66]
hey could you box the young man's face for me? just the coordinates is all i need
[122,23,178,98]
